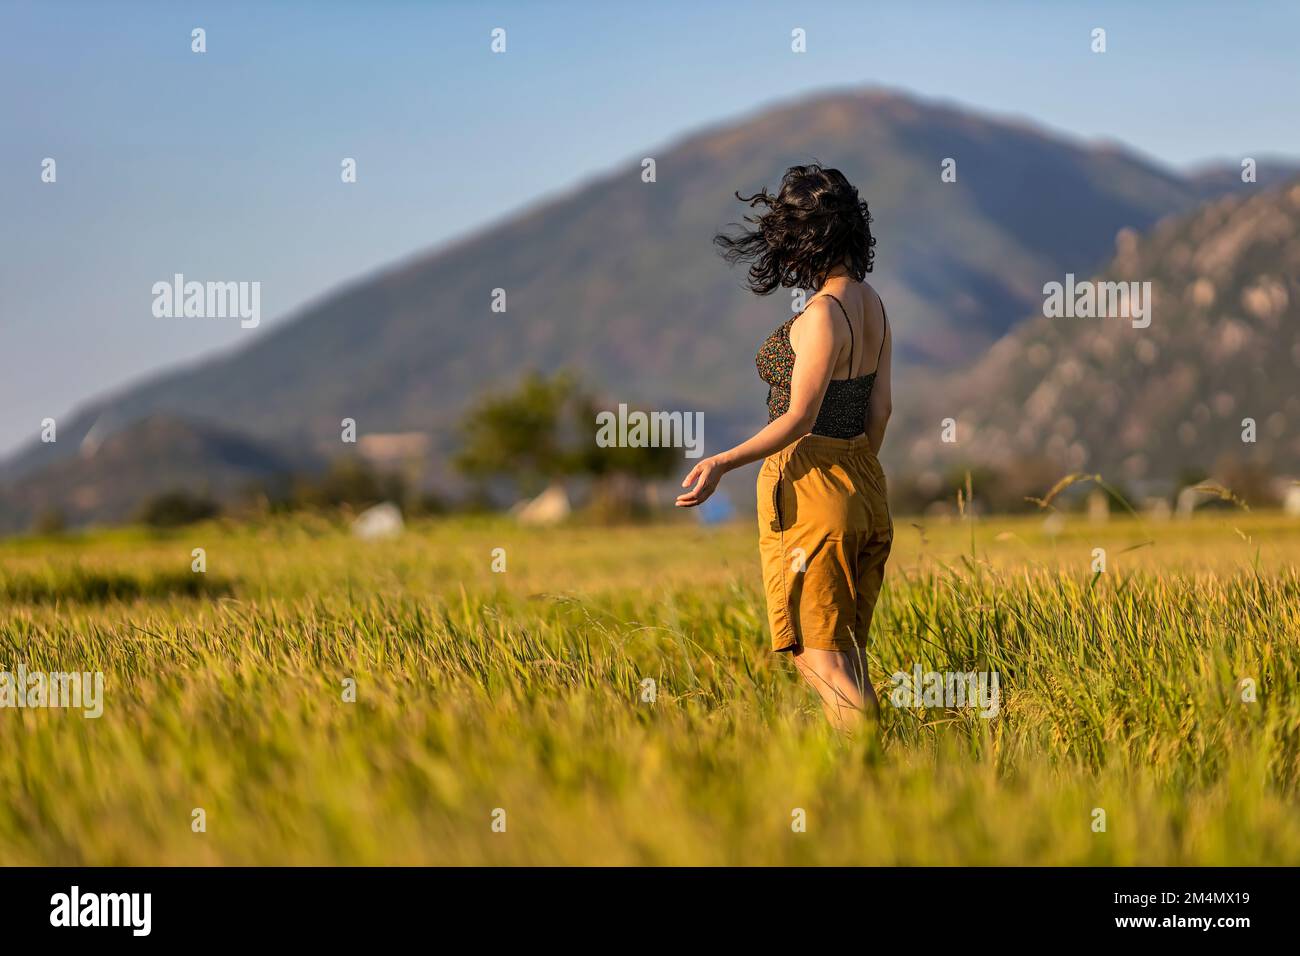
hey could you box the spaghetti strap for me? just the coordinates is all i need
[821,293,855,377]
[876,299,888,367]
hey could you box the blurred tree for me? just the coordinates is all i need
[455,371,680,512]
[292,456,406,511]
[33,507,67,536]
[136,490,220,528]
[571,393,679,482]
[454,371,579,498]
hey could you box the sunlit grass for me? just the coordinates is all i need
[1,511,1298,864]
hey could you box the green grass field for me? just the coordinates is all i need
[2,510,1299,865]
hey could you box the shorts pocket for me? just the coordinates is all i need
[756,458,790,533]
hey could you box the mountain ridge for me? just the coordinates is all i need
[897,176,1300,502]
[4,86,1296,530]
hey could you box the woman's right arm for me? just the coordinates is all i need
[676,302,841,507]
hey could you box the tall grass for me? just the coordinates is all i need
[0,513,1298,864]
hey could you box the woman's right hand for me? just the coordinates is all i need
[675,456,726,508]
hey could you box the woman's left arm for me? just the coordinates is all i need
[676,303,839,507]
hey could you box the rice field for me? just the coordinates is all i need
[1,509,1298,865]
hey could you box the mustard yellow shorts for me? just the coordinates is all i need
[757,434,893,653]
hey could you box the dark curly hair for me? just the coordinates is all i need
[714,164,875,295]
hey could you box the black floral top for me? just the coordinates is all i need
[756,295,879,439]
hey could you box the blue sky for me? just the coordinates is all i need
[2,0,1298,456]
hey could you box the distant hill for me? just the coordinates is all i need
[898,178,1300,502]
[0,416,299,534]
[1185,156,1300,198]
[0,87,1286,530]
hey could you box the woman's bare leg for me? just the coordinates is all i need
[791,646,878,732]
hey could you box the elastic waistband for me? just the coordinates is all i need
[771,432,874,467]
[793,432,871,452]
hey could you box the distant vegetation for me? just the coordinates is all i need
[454,371,677,517]
[112,372,680,529]
[136,490,221,528]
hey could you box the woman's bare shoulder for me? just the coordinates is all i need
[788,295,841,347]
[856,279,884,307]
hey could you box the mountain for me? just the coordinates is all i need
[1186,156,1300,198]
[897,178,1300,502]
[0,416,299,534]
[0,88,1282,529]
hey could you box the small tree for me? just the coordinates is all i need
[292,456,406,511]
[454,372,583,498]
[136,490,220,528]
[454,371,680,512]
[33,508,67,536]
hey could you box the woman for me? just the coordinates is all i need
[676,164,893,732]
